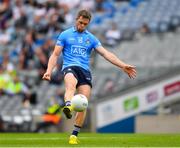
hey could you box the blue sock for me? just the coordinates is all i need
[72,125,81,136]
[65,101,71,106]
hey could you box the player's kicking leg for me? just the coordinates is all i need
[63,73,77,119]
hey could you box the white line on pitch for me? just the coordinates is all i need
[1,137,120,141]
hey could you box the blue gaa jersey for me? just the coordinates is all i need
[56,27,101,71]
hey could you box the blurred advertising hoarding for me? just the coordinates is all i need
[96,76,180,128]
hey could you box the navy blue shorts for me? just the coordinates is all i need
[62,66,92,88]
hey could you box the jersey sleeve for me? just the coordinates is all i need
[92,35,102,49]
[56,32,66,47]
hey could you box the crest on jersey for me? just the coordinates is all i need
[86,39,90,45]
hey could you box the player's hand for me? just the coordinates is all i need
[122,64,137,79]
[42,72,51,81]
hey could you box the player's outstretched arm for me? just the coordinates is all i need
[42,45,63,81]
[96,46,137,79]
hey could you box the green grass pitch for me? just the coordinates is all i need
[1,133,180,147]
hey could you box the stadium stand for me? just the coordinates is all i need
[0,0,180,132]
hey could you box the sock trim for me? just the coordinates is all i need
[74,125,81,128]
[72,125,81,136]
[65,101,71,106]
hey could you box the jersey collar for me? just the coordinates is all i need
[73,26,88,34]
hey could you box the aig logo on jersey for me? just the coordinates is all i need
[71,45,87,57]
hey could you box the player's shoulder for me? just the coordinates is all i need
[60,27,74,35]
[86,30,98,40]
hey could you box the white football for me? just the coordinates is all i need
[71,94,88,112]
